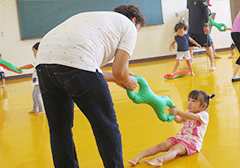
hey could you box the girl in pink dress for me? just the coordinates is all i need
[128,90,215,167]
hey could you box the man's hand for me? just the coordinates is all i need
[123,75,138,91]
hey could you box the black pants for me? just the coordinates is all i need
[231,32,240,65]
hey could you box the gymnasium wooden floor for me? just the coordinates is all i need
[0,50,240,168]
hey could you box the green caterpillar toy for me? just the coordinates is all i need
[0,58,22,74]
[209,18,227,32]
[126,75,175,122]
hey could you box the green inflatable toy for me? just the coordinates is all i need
[209,18,227,32]
[126,75,175,122]
[0,58,22,74]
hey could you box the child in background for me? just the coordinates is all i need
[17,42,45,115]
[128,90,215,167]
[169,22,201,76]
[0,54,6,88]
[230,12,240,82]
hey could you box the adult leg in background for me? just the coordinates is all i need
[205,46,216,71]
[231,32,240,82]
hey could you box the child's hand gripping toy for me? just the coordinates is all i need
[0,58,22,74]
[209,18,227,32]
[126,75,175,122]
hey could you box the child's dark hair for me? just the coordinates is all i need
[32,42,40,50]
[188,90,215,109]
[174,22,188,32]
[113,4,146,27]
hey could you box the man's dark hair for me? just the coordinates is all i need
[32,42,40,50]
[113,4,146,27]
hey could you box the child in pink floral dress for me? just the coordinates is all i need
[128,90,215,167]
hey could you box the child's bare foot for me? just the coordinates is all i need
[144,158,163,167]
[228,55,236,58]
[209,66,216,71]
[191,72,195,76]
[128,157,141,166]
[128,160,138,166]
[34,111,45,115]
[214,54,222,59]
[29,110,37,114]
[180,66,189,70]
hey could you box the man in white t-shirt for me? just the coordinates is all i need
[35,5,146,168]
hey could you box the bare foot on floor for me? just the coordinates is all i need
[214,54,222,59]
[29,110,37,114]
[128,158,140,166]
[34,111,45,115]
[209,66,216,71]
[180,66,189,70]
[128,161,138,166]
[228,55,236,58]
[144,159,163,167]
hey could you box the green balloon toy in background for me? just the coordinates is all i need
[209,18,227,32]
[126,75,175,122]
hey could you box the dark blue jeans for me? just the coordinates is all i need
[36,64,123,168]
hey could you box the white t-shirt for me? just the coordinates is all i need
[0,66,4,72]
[31,63,38,85]
[35,11,138,73]
[174,111,209,151]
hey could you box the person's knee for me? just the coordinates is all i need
[156,141,172,151]
[175,59,181,63]
[169,143,186,155]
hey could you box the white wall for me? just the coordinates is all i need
[208,0,233,48]
[0,0,40,77]
[0,0,232,77]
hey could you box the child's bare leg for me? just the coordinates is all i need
[229,49,236,58]
[180,47,194,70]
[1,79,5,88]
[172,59,181,74]
[189,47,194,60]
[186,60,195,76]
[144,143,187,167]
[128,140,172,166]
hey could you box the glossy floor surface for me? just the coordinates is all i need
[1,51,240,168]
